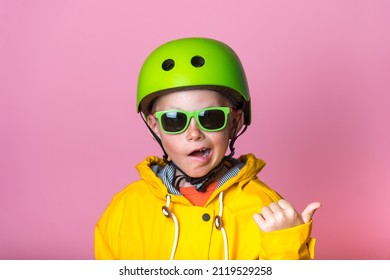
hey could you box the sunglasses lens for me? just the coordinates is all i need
[199,109,226,130]
[161,111,187,133]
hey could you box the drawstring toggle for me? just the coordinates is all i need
[215,215,223,230]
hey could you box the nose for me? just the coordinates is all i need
[186,117,204,141]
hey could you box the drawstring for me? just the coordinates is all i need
[162,194,179,260]
[162,192,229,260]
[215,192,229,260]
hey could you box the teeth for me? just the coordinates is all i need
[202,149,210,157]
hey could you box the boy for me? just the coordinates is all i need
[94,37,321,260]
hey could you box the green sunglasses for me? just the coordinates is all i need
[154,107,232,135]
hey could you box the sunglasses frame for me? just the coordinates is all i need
[154,106,232,135]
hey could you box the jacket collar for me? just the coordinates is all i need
[136,153,266,197]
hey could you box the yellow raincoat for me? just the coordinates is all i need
[95,153,316,259]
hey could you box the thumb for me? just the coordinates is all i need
[301,202,322,223]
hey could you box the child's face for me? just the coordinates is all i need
[147,89,242,180]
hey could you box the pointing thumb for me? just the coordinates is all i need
[301,202,322,223]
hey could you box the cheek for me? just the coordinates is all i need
[160,134,183,152]
[210,131,230,150]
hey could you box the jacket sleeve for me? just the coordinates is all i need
[94,195,122,260]
[94,222,115,260]
[258,220,316,260]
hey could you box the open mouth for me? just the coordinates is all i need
[189,148,211,158]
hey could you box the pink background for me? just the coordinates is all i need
[1,0,389,260]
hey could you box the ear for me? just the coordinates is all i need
[146,114,162,138]
[229,109,244,139]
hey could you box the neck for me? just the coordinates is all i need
[177,165,228,188]
[170,154,234,192]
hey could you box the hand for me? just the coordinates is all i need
[253,199,321,232]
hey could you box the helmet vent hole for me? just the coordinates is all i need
[162,59,175,71]
[191,56,205,67]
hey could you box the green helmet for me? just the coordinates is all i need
[137,37,251,124]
